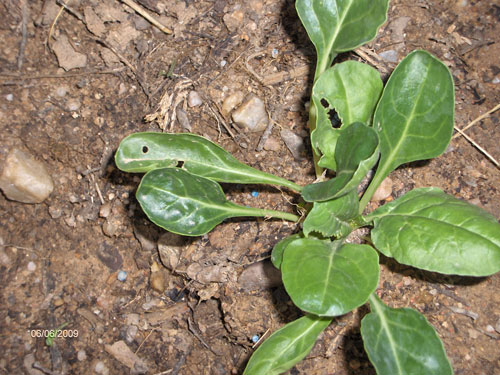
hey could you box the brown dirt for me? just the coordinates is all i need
[1,0,499,374]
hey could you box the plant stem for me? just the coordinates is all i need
[234,204,300,222]
[282,180,304,193]
[307,100,324,178]
[358,165,390,214]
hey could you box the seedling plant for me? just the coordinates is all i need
[115,1,500,374]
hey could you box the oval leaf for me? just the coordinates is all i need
[137,168,297,236]
[303,122,379,202]
[296,0,390,76]
[282,238,379,316]
[311,61,383,169]
[303,190,359,238]
[361,295,453,375]
[115,132,301,191]
[364,51,454,203]
[244,315,331,375]
[366,187,500,276]
[271,233,303,269]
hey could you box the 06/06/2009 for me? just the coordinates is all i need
[28,329,79,338]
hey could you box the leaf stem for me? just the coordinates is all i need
[307,100,324,178]
[234,205,300,222]
[358,165,390,214]
[281,180,304,193]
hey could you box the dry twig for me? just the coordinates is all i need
[453,127,499,167]
[120,0,172,34]
[453,103,500,139]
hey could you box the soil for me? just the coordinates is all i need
[1,0,499,374]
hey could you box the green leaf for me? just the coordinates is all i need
[115,132,301,192]
[311,61,383,169]
[271,233,303,269]
[302,122,379,202]
[282,238,379,316]
[365,187,500,276]
[137,168,298,236]
[244,315,331,375]
[360,50,455,211]
[296,0,390,77]
[361,294,453,375]
[303,190,359,238]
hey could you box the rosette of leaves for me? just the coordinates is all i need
[115,1,500,374]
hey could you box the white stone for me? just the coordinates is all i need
[55,86,69,97]
[372,177,393,201]
[27,261,36,272]
[232,96,268,132]
[0,148,54,203]
[379,50,398,63]
[188,90,202,107]
[77,349,87,361]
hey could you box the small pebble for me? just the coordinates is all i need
[125,313,140,326]
[77,350,87,361]
[27,261,36,272]
[251,191,259,198]
[251,334,260,343]
[222,91,245,116]
[67,99,81,111]
[117,270,127,282]
[56,86,69,97]
[0,148,54,203]
[280,128,304,159]
[6,94,13,101]
[125,325,138,343]
[486,325,495,333]
[379,49,398,63]
[48,205,63,219]
[372,177,393,201]
[271,48,279,58]
[232,96,269,132]
[188,90,203,107]
[99,203,112,218]
[220,59,227,67]
[0,249,11,267]
[94,361,109,374]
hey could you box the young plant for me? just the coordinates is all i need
[115,1,500,374]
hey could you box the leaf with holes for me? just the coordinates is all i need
[365,187,500,276]
[281,238,379,316]
[243,315,332,375]
[302,122,379,202]
[296,0,390,77]
[115,132,301,191]
[137,168,298,236]
[311,61,383,169]
[361,294,453,375]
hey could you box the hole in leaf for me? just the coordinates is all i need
[320,98,329,108]
[142,145,149,154]
[330,110,341,129]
